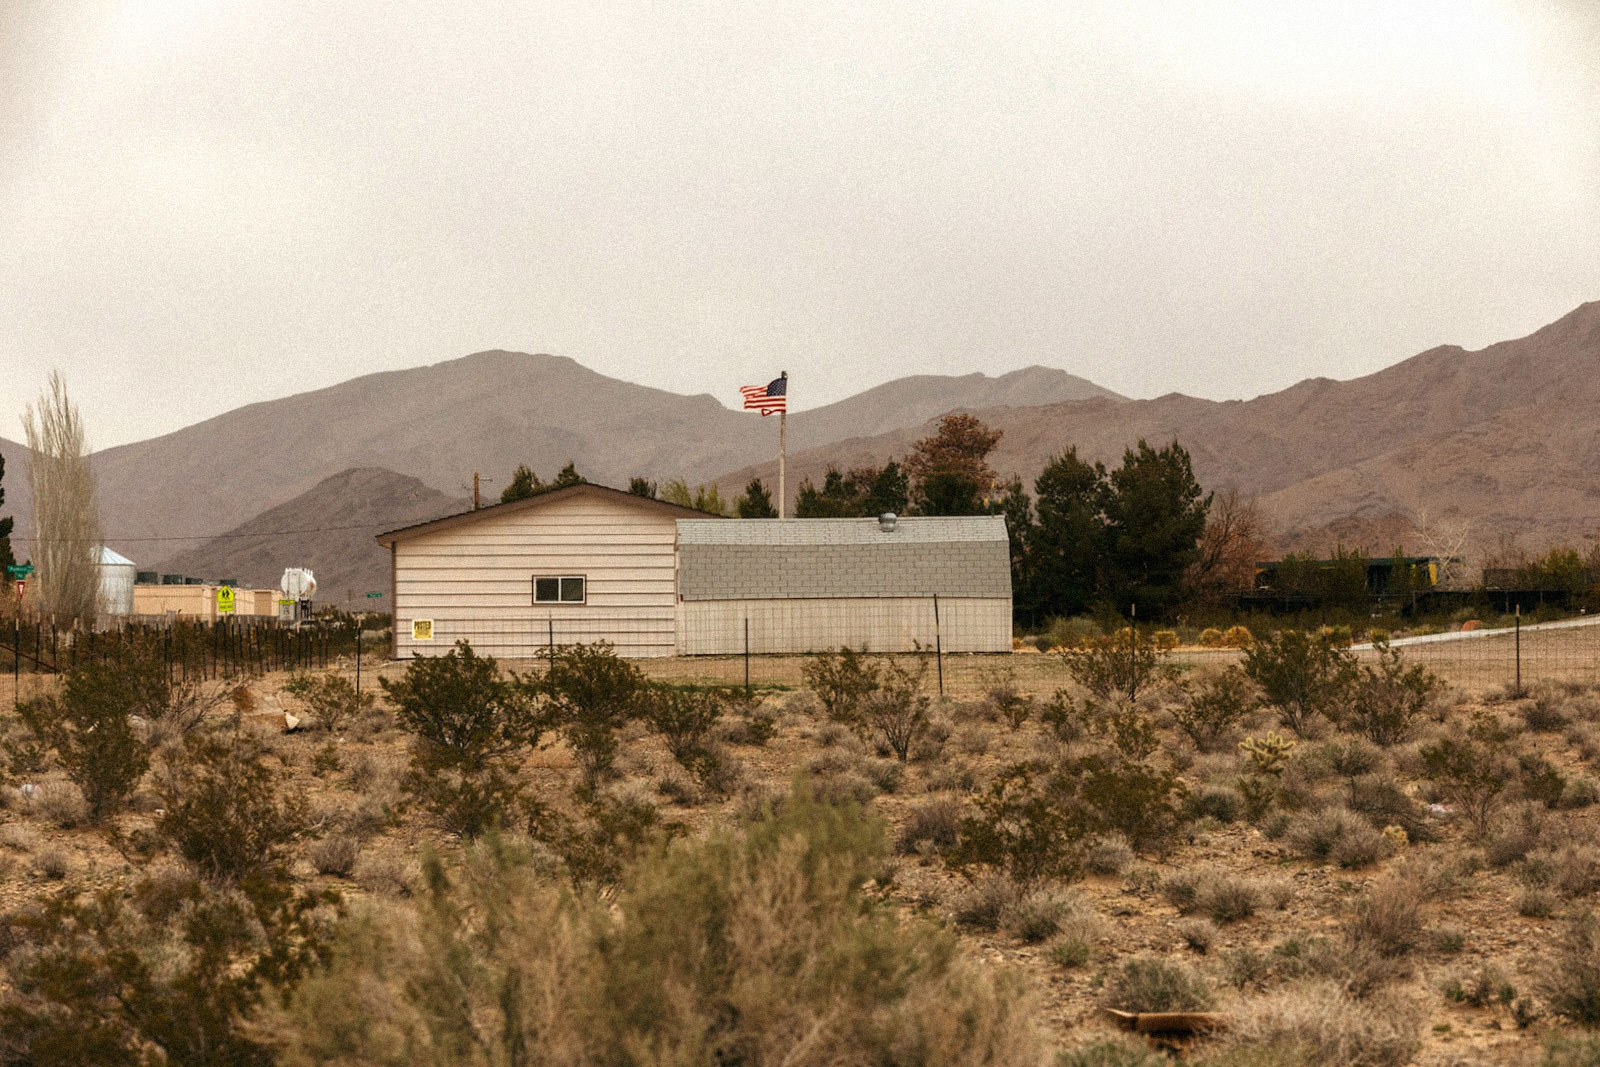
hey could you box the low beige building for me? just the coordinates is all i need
[376,483,706,659]
[376,487,1014,659]
[675,516,1013,654]
[132,584,279,620]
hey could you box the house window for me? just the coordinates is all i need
[533,576,586,604]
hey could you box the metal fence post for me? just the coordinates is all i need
[354,617,362,698]
[744,616,750,693]
[933,594,944,698]
[1515,604,1522,697]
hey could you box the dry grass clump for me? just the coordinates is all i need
[309,833,361,878]
[1178,917,1218,953]
[1522,843,1600,898]
[895,796,963,856]
[1344,877,1425,959]
[33,846,70,880]
[1284,807,1393,868]
[1163,868,1265,925]
[1539,913,1600,1026]
[1083,834,1134,876]
[19,781,90,830]
[1223,981,1422,1067]
[0,823,39,853]
[1057,1036,1167,1067]
[354,846,417,897]
[1103,954,1212,1012]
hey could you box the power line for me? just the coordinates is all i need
[7,519,428,543]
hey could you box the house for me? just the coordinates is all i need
[376,483,707,659]
[375,484,1013,658]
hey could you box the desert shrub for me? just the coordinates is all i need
[18,679,149,822]
[1525,688,1575,732]
[1445,963,1516,1008]
[1242,629,1357,735]
[1179,917,1217,953]
[643,684,725,764]
[983,670,1033,729]
[896,796,964,855]
[1104,954,1212,1012]
[0,867,338,1067]
[1344,641,1440,746]
[1185,783,1245,824]
[283,670,374,733]
[1519,888,1561,918]
[1285,807,1392,868]
[1540,913,1600,1026]
[1001,886,1081,943]
[1172,666,1258,752]
[156,731,310,887]
[24,781,90,829]
[1345,878,1424,958]
[539,787,669,886]
[800,646,882,724]
[1519,754,1568,811]
[382,641,548,836]
[1486,803,1548,867]
[1048,937,1093,969]
[1420,712,1517,837]
[952,763,1094,885]
[1198,627,1224,647]
[1164,868,1261,925]
[1542,1034,1600,1067]
[274,783,1044,1067]
[1223,981,1422,1067]
[952,873,1025,930]
[1222,624,1254,649]
[1566,778,1600,809]
[1059,1038,1167,1067]
[1061,628,1166,702]
[1525,844,1600,898]
[1346,773,1430,843]
[34,846,70,880]
[857,658,931,761]
[309,833,360,878]
[541,642,650,791]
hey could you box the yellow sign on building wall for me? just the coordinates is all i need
[216,586,236,614]
[411,619,434,641]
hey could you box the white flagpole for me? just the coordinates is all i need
[778,370,787,519]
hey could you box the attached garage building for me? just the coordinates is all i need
[377,487,1013,658]
[675,516,1012,654]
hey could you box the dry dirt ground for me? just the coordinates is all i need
[2,644,1599,1065]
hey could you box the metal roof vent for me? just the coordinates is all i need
[878,512,898,533]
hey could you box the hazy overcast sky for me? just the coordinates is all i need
[2,0,1597,448]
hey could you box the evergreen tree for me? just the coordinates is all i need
[551,462,585,488]
[864,461,909,516]
[501,465,543,503]
[1101,439,1210,617]
[989,477,1033,621]
[628,477,658,499]
[736,478,777,518]
[1027,448,1106,620]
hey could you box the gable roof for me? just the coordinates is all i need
[375,482,714,546]
[676,516,1012,601]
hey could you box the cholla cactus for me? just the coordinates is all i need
[1239,731,1296,777]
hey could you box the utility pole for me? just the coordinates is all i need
[778,371,787,519]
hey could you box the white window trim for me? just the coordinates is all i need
[533,575,587,605]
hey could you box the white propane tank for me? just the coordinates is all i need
[279,568,317,600]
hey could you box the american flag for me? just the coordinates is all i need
[740,374,787,416]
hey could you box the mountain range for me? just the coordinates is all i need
[1,301,1596,598]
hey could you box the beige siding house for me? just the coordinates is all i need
[375,484,706,659]
[377,493,1014,659]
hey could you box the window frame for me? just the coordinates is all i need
[532,574,587,605]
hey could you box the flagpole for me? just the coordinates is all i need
[778,370,787,519]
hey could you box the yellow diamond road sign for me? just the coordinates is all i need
[217,586,236,614]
